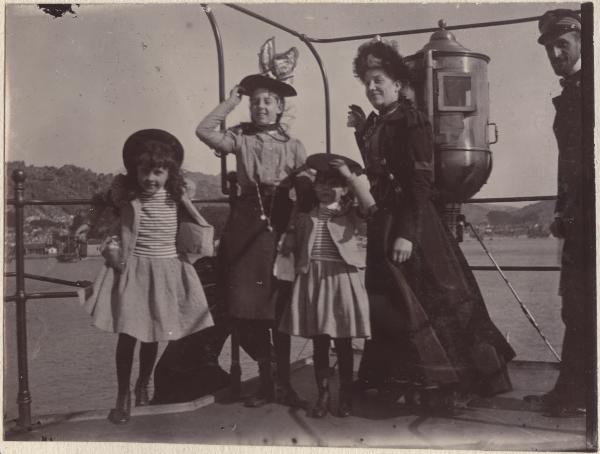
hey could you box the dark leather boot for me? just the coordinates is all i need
[134,378,150,407]
[108,391,131,424]
[336,339,353,417]
[338,381,353,417]
[244,360,275,408]
[311,369,330,418]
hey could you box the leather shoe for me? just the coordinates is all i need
[523,392,555,406]
[244,386,275,408]
[108,392,131,424]
[278,386,308,409]
[135,383,150,407]
[546,405,586,418]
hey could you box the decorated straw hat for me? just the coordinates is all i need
[122,129,183,173]
[239,74,297,98]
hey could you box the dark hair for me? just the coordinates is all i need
[353,39,411,84]
[315,171,347,187]
[122,141,185,201]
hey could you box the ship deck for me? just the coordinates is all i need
[4,358,590,450]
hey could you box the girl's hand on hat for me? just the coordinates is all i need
[329,158,352,179]
[391,237,413,264]
[347,104,366,131]
[228,85,244,105]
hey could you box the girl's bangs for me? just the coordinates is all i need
[316,172,347,187]
[135,143,178,171]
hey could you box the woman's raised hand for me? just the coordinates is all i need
[228,85,244,105]
[329,158,352,179]
[347,104,366,131]
[392,237,413,264]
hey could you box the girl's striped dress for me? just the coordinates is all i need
[280,205,371,339]
[84,188,214,342]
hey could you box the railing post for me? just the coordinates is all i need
[202,4,229,195]
[12,169,32,429]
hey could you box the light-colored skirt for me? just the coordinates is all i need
[279,259,371,339]
[83,255,214,342]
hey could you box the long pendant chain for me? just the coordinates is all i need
[255,181,274,232]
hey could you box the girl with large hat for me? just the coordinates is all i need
[348,38,515,412]
[196,72,310,409]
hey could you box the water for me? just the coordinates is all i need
[3,237,566,420]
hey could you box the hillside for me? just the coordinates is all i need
[5,161,554,233]
[512,200,556,226]
[5,162,225,213]
[462,203,518,225]
[462,201,554,226]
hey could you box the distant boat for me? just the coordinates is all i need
[527,224,551,238]
[57,236,81,262]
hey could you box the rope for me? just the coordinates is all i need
[464,220,561,362]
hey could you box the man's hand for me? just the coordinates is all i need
[392,237,413,263]
[550,217,566,238]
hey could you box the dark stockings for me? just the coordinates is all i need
[115,333,158,396]
[312,336,354,417]
[313,336,353,380]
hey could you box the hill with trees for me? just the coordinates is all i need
[5,161,554,239]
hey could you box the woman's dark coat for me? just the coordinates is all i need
[357,102,515,395]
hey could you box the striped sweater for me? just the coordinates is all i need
[133,189,178,258]
[310,206,343,262]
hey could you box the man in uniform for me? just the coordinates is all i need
[525,9,587,417]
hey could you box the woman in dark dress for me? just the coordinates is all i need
[348,38,515,411]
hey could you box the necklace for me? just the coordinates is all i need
[254,181,276,232]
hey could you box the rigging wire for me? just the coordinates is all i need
[463,218,561,362]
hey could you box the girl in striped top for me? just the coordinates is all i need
[84,129,214,424]
[279,153,376,418]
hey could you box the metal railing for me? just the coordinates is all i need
[4,169,230,429]
[4,167,560,429]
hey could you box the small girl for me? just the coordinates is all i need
[279,153,375,418]
[84,129,214,424]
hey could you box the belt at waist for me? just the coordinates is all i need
[240,184,287,197]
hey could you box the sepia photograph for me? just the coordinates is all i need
[2,2,596,452]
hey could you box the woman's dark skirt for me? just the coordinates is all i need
[360,203,515,397]
[217,188,293,321]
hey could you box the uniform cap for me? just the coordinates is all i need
[538,9,581,45]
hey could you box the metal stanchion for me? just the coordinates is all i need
[12,170,32,429]
[230,327,242,397]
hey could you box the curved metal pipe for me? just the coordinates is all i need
[225,4,331,153]
[300,36,331,154]
[226,4,303,39]
[202,4,229,194]
[223,6,578,44]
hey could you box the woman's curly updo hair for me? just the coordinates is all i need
[353,38,411,84]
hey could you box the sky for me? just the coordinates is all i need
[5,2,581,199]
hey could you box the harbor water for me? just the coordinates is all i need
[3,236,565,421]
